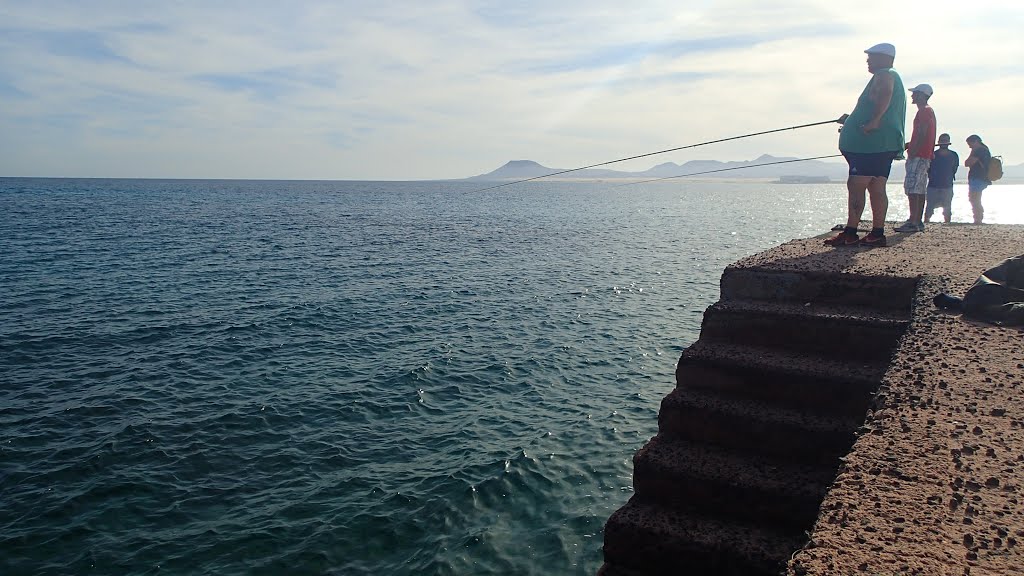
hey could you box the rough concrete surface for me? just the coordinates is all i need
[762,224,1024,576]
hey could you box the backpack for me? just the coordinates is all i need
[987,155,1003,182]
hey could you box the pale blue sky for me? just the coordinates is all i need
[1,0,1022,180]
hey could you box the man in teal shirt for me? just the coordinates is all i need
[826,43,907,247]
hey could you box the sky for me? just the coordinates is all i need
[2,1,1023,181]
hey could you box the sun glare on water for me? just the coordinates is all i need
[951,183,1024,225]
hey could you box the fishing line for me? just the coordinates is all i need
[612,154,844,187]
[470,117,843,193]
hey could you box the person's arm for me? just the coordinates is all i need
[905,113,919,154]
[976,149,992,176]
[861,72,894,134]
[966,153,978,167]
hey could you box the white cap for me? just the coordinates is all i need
[908,83,933,97]
[864,43,896,58]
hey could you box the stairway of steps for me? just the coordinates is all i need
[600,266,917,575]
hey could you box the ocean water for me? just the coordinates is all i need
[1,177,1020,575]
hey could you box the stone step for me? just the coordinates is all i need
[658,385,861,464]
[603,496,804,575]
[698,299,909,362]
[675,339,886,418]
[632,434,836,531]
[720,266,918,311]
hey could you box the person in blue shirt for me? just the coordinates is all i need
[924,133,959,223]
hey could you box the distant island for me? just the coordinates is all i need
[467,156,1022,182]
[468,156,849,181]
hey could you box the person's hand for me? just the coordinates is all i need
[837,114,849,124]
[861,118,881,134]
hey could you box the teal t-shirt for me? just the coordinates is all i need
[839,69,906,155]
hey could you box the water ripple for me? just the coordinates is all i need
[0,177,858,575]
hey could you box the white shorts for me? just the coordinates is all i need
[904,157,931,195]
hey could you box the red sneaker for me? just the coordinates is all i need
[858,232,887,247]
[824,231,859,246]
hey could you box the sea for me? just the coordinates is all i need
[1,177,1021,575]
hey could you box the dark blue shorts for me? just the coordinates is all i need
[842,151,899,178]
[968,178,990,194]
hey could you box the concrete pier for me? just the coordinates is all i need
[601,223,1024,575]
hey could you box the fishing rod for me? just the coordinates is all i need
[471,117,843,193]
[613,154,844,187]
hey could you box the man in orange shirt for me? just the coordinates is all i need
[895,84,936,232]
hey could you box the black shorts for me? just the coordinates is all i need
[842,151,899,178]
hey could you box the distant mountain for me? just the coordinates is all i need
[640,154,845,179]
[468,154,850,181]
[469,156,1024,183]
[471,160,557,180]
[468,159,630,180]
[1002,161,1023,180]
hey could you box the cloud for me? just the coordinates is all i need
[0,77,30,100]
[192,73,293,101]
[1,0,1023,179]
[1,27,131,63]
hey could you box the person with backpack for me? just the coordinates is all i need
[965,134,993,224]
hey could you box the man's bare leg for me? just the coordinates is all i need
[845,175,872,229]
[909,195,925,224]
[866,176,888,230]
[969,191,984,224]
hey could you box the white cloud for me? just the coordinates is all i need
[1,0,1022,179]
